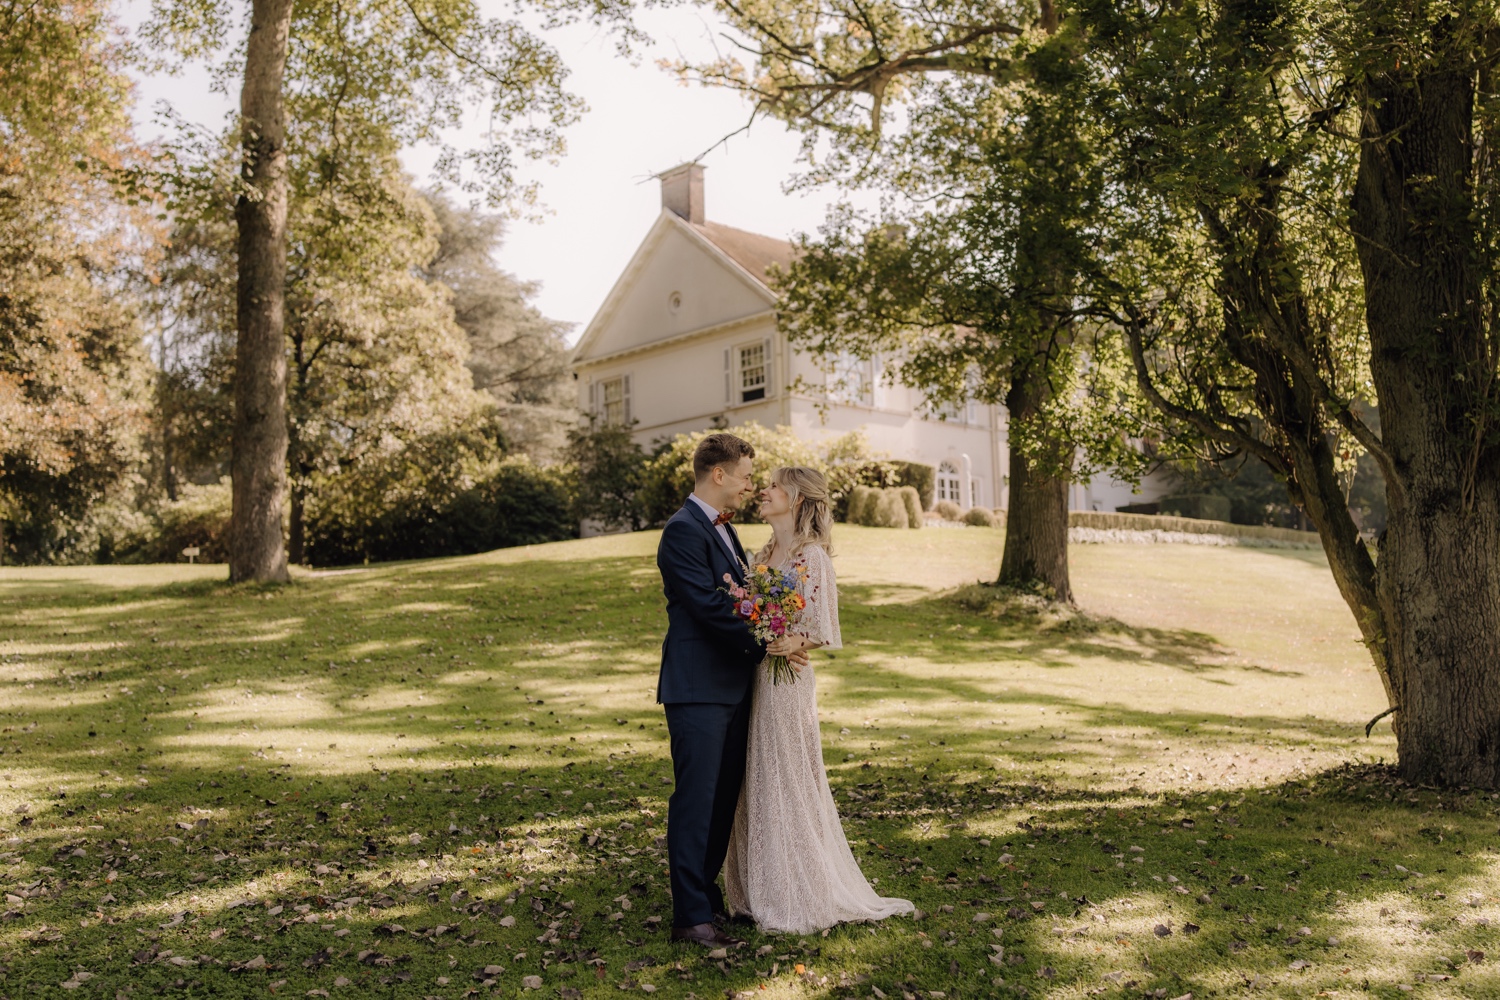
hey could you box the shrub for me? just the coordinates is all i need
[873,489,911,528]
[147,480,233,562]
[934,499,962,521]
[897,486,924,528]
[845,485,876,525]
[892,461,936,509]
[639,422,894,527]
[306,455,575,566]
[566,421,648,531]
[962,506,999,527]
[638,422,825,526]
[1159,493,1233,523]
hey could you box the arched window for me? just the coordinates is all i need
[937,461,962,504]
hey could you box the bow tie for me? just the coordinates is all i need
[713,509,735,526]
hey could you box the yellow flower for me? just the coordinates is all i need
[754,564,768,573]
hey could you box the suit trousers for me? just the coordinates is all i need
[664,695,753,928]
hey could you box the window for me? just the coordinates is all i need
[937,461,963,504]
[931,399,963,422]
[726,340,773,405]
[597,375,631,426]
[739,343,767,402]
[826,351,874,405]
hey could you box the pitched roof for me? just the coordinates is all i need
[689,221,796,288]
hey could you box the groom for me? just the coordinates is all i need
[657,433,807,947]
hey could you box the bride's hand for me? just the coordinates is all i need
[766,635,805,656]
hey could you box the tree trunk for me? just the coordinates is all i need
[162,408,178,503]
[1352,57,1500,788]
[228,0,294,584]
[288,478,306,566]
[998,368,1073,602]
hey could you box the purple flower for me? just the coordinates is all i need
[738,600,755,617]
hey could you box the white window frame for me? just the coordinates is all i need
[937,461,963,503]
[930,398,963,423]
[826,351,874,406]
[597,374,631,426]
[736,340,770,404]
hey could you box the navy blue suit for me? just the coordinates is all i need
[657,499,764,927]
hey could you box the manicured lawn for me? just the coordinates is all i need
[0,527,1496,999]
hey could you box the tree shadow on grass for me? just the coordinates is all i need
[2,728,1496,999]
[840,581,1298,678]
[2,550,1460,998]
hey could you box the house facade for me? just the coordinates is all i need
[570,163,1171,514]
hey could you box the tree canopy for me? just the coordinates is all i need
[0,0,158,562]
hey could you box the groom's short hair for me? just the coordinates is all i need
[693,433,756,482]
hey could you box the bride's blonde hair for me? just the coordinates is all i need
[754,465,834,562]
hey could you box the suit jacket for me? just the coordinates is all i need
[656,499,764,704]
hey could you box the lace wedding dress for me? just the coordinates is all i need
[724,543,914,934]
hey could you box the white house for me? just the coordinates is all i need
[570,163,1171,513]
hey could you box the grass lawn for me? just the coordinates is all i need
[0,526,1497,1000]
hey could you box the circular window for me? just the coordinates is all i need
[667,291,682,313]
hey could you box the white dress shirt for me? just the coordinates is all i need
[688,493,741,564]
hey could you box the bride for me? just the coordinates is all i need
[725,466,914,935]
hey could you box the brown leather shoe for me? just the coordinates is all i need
[714,909,755,928]
[670,922,742,947]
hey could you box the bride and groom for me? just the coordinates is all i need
[656,432,913,945]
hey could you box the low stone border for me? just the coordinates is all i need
[1068,509,1319,545]
[1068,526,1320,549]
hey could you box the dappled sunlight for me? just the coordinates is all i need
[2,639,125,656]
[175,685,342,725]
[382,601,472,615]
[0,530,1487,997]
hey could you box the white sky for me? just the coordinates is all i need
[119,3,876,338]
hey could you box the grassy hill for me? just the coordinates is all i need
[0,527,1494,998]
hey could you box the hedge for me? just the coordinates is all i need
[1068,510,1319,544]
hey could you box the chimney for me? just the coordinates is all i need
[659,162,705,224]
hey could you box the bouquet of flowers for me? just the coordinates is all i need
[722,562,811,684]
